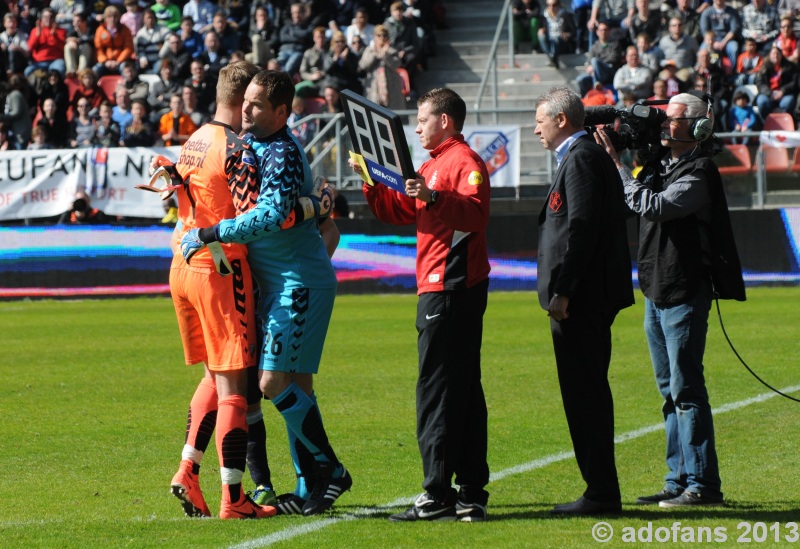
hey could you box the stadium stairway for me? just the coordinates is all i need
[418,0,587,196]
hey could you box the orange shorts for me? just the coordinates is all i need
[170,257,257,372]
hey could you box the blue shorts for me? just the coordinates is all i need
[258,287,335,374]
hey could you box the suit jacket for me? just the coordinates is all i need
[537,135,634,315]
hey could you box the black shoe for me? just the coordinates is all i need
[658,491,725,508]
[275,492,307,515]
[389,493,457,522]
[456,499,487,522]
[302,464,353,516]
[551,496,622,516]
[636,489,682,505]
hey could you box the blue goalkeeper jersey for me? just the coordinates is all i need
[215,125,337,292]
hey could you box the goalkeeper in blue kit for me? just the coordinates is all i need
[180,70,349,517]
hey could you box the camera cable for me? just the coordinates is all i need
[715,297,800,403]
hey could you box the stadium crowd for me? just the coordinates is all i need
[0,0,446,151]
[514,0,800,136]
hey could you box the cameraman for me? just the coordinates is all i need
[596,92,745,509]
[58,191,109,224]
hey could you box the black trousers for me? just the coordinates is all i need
[550,307,621,503]
[415,279,490,505]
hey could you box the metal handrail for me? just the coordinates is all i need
[473,0,514,124]
[293,110,788,208]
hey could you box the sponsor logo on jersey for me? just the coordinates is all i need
[468,171,483,186]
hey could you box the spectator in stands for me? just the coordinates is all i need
[321,30,361,94]
[636,32,664,74]
[182,0,215,34]
[28,124,50,149]
[26,8,67,77]
[120,98,154,146]
[158,94,197,146]
[659,60,684,96]
[64,11,95,78]
[699,0,741,68]
[112,86,134,134]
[512,0,541,53]
[58,191,109,224]
[742,0,780,54]
[385,1,422,76]
[538,0,575,69]
[628,0,662,44]
[218,0,248,33]
[120,59,149,102]
[173,16,204,60]
[346,6,374,49]
[288,95,316,146]
[69,97,96,147]
[152,0,182,32]
[1,13,30,76]
[86,0,112,27]
[36,96,69,147]
[181,84,210,126]
[572,0,591,53]
[659,17,698,83]
[349,33,367,61]
[648,78,671,106]
[121,0,143,37]
[666,0,703,42]
[135,8,169,74]
[359,24,405,109]
[774,15,799,63]
[693,48,730,122]
[1,74,32,149]
[276,2,313,77]
[51,0,84,33]
[614,46,654,100]
[575,21,623,97]
[735,37,764,86]
[159,32,192,80]
[197,30,229,79]
[93,101,121,146]
[328,0,358,36]
[322,84,343,114]
[586,0,628,49]
[302,0,331,29]
[728,90,762,143]
[93,5,134,76]
[297,26,328,96]
[39,69,70,118]
[247,5,275,66]
[211,10,239,56]
[148,58,182,122]
[185,59,216,112]
[71,67,108,117]
[755,45,798,117]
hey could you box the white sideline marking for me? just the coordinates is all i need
[228,384,800,548]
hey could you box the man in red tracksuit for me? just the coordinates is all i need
[358,87,492,522]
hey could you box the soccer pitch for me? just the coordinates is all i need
[1,288,798,548]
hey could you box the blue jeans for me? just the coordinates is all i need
[644,282,723,500]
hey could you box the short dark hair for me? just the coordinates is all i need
[417,88,467,131]
[251,70,295,112]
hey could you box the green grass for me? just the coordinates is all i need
[1,288,799,548]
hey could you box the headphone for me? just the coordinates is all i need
[686,90,715,141]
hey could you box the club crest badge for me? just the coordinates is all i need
[549,191,563,212]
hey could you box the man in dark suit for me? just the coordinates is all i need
[534,86,634,516]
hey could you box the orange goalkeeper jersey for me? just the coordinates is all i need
[170,120,259,267]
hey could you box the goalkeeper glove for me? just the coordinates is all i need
[180,229,205,264]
